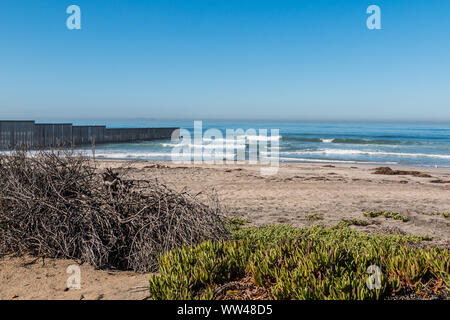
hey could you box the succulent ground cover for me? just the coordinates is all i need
[149,221,449,300]
[340,218,372,226]
[420,212,449,218]
[363,210,410,222]
[306,213,324,221]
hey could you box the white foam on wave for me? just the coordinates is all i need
[193,135,281,143]
[281,149,450,159]
[174,143,247,150]
[94,152,173,159]
[242,135,281,142]
[94,150,237,160]
[163,139,281,150]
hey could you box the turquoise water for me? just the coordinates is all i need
[74,121,450,168]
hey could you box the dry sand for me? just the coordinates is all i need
[0,255,151,300]
[1,161,449,300]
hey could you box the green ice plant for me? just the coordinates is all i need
[149,223,448,300]
[420,212,449,218]
[340,218,371,226]
[363,210,410,222]
[306,213,324,221]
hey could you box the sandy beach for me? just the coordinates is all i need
[98,161,450,242]
[1,161,449,300]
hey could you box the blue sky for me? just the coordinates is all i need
[0,0,449,121]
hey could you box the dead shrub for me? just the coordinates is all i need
[0,149,229,272]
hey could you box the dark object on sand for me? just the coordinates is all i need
[0,150,228,272]
[372,167,432,178]
[430,179,450,184]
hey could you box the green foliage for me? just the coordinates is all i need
[149,240,250,299]
[306,213,324,221]
[231,223,300,245]
[420,212,449,218]
[225,217,250,234]
[341,218,371,226]
[363,210,410,222]
[149,224,448,300]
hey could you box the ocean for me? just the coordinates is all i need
[73,121,450,168]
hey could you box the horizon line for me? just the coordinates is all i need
[3,117,450,124]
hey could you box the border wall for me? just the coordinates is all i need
[34,123,73,148]
[0,121,35,149]
[0,121,180,150]
[104,128,180,143]
[72,125,106,146]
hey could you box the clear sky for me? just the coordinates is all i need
[0,0,449,121]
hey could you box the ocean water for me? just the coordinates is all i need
[74,121,450,168]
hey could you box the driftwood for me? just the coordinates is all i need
[0,149,228,272]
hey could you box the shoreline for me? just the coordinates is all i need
[91,155,450,170]
[93,157,450,173]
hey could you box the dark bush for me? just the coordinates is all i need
[0,150,229,272]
